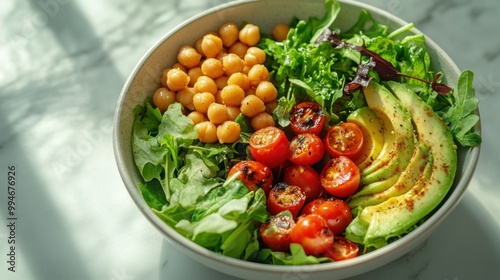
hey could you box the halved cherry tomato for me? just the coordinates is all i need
[290,101,325,135]
[289,134,324,166]
[320,156,360,197]
[300,197,327,214]
[283,165,322,202]
[301,198,352,235]
[290,214,334,256]
[249,126,289,168]
[259,212,295,252]
[322,236,359,261]
[228,160,274,194]
[267,182,306,218]
[324,122,364,160]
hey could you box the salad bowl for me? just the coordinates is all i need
[113,0,481,279]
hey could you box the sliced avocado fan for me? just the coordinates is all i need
[345,81,457,249]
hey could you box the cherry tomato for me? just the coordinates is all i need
[301,199,352,235]
[228,160,274,194]
[289,134,324,166]
[323,236,359,261]
[290,214,334,256]
[324,122,364,159]
[283,165,322,202]
[249,126,290,168]
[300,197,327,214]
[320,156,360,197]
[267,183,306,218]
[259,212,295,252]
[289,101,325,135]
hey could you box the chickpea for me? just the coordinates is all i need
[227,72,250,91]
[245,87,256,96]
[195,38,203,55]
[220,84,245,106]
[228,41,249,59]
[166,68,190,91]
[216,50,228,61]
[265,99,278,114]
[160,68,171,88]
[201,58,224,79]
[195,121,218,143]
[172,62,187,72]
[226,106,241,121]
[192,92,215,113]
[207,31,219,37]
[239,23,260,46]
[214,90,224,104]
[242,64,251,75]
[255,81,278,103]
[251,112,276,131]
[201,34,223,58]
[152,87,176,113]
[240,94,266,117]
[243,54,259,68]
[247,64,269,87]
[221,53,245,76]
[272,23,290,42]
[207,103,229,124]
[177,45,202,68]
[244,47,266,67]
[219,22,239,47]
[197,58,206,67]
[176,87,196,111]
[217,121,241,144]
[187,111,206,125]
[187,67,203,87]
[194,76,218,94]
[215,76,229,90]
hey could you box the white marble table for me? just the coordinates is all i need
[0,0,499,279]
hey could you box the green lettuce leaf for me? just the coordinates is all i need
[257,244,332,265]
[340,9,389,39]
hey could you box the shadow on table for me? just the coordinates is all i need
[0,0,123,279]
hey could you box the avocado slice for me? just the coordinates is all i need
[348,143,431,208]
[356,82,415,190]
[352,173,400,197]
[345,82,457,249]
[347,107,385,170]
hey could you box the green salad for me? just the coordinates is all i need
[132,0,481,265]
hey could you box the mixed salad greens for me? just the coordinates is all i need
[132,0,480,265]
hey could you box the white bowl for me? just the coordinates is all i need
[113,0,481,279]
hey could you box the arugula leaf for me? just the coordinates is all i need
[138,180,167,211]
[273,96,296,127]
[309,0,341,43]
[442,70,482,146]
[261,21,349,126]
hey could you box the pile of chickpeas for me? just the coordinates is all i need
[152,22,290,144]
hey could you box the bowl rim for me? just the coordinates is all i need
[113,0,481,276]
